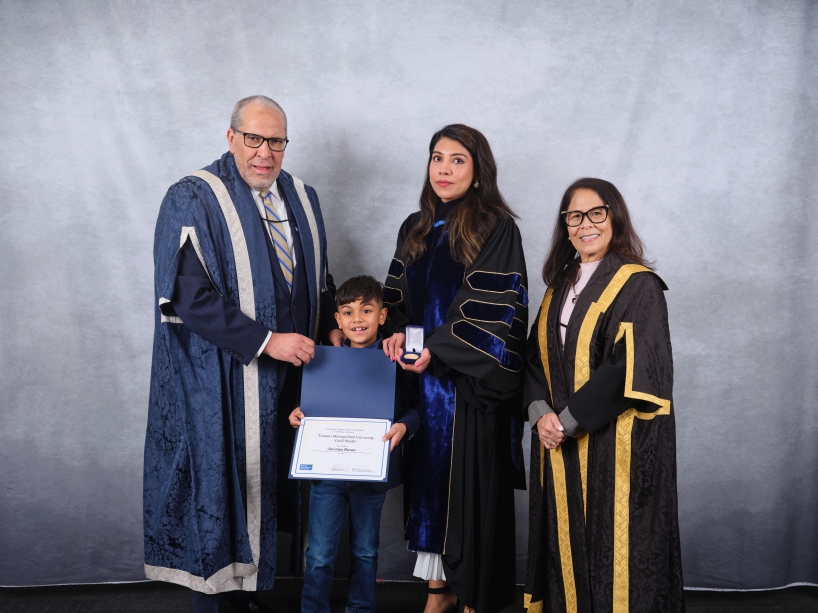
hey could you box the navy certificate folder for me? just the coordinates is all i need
[289,346,395,482]
[299,345,396,419]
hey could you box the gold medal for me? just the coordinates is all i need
[403,352,420,360]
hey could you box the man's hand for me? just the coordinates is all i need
[537,412,566,450]
[289,407,305,428]
[382,422,408,452]
[398,348,432,374]
[328,329,345,347]
[383,333,405,361]
[263,333,315,366]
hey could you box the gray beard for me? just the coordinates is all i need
[237,161,277,193]
[245,176,275,192]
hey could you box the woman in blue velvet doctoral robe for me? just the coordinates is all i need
[382,125,528,613]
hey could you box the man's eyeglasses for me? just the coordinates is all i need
[234,130,289,152]
[561,205,609,227]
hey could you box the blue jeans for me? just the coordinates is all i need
[301,480,387,613]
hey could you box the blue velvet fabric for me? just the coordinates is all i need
[145,153,310,590]
[466,270,526,298]
[460,300,515,326]
[453,273,529,372]
[451,320,524,371]
[404,201,465,554]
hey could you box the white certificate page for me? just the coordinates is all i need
[290,417,391,481]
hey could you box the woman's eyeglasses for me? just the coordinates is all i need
[561,205,609,227]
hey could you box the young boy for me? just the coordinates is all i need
[289,275,419,613]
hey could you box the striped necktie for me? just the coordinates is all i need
[260,191,294,293]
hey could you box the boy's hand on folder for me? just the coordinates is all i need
[382,422,408,451]
[289,407,305,428]
[383,333,405,361]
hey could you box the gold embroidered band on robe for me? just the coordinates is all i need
[573,264,651,517]
[526,265,656,613]
[523,593,543,613]
[611,321,672,613]
[526,264,673,613]
[572,265,658,613]
[536,287,555,489]
[527,287,581,612]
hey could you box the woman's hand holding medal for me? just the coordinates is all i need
[383,332,432,373]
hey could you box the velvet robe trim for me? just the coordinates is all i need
[384,210,528,611]
[401,207,464,553]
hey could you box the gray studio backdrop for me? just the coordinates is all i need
[1,0,815,590]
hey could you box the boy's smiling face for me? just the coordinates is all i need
[335,298,388,348]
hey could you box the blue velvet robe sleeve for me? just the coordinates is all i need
[383,213,529,404]
[425,216,529,392]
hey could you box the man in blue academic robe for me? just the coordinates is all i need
[144,96,343,613]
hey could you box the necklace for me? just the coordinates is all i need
[571,285,580,304]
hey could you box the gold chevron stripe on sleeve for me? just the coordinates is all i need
[614,322,671,418]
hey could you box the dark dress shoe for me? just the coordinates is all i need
[224,592,276,613]
[247,594,276,613]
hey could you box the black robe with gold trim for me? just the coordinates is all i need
[523,253,684,613]
[384,209,528,613]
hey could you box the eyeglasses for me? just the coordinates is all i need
[561,205,609,227]
[234,130,289,152]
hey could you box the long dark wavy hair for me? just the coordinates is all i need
[402,124,517,268]
[541,178,652,288]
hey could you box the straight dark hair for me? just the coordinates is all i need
[402,124,517,268]
[541,178,652,288]
[336,275,384,309]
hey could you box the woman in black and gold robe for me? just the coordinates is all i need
[524,178,684,613]
[382,125,527,613]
